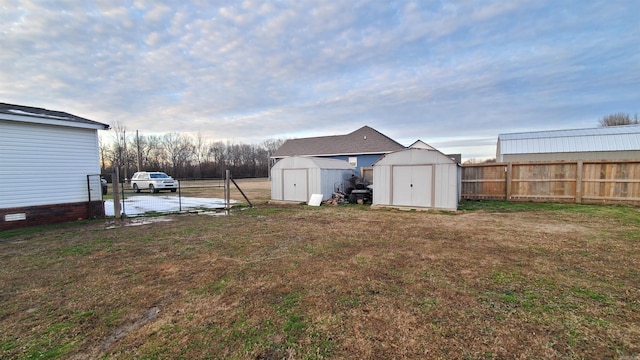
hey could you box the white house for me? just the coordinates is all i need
[372,148,461,211]
[270,156,355,203]
[0,103,110,230]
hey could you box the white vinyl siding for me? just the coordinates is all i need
[0,120,101,208]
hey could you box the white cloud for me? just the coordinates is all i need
[471,1,527,21]
[1,0,638,160]
[143,4,172,23]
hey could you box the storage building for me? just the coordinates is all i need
[372,148,460,210]
[497,125,640,162]
[270,156,355,203]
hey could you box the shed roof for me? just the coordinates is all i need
[498,125,640,155]
[272,126,405,158]
[374,148,459,166]
[272,156,354,170]
[0,102,110,130]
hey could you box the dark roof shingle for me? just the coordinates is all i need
[273,126,405,157]
[0,102,109,129]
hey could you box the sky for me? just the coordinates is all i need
[1,1,638,160]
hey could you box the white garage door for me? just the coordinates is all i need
[392,165,432,207]
[283,169,308,202]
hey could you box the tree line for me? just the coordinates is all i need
[599,112,639,127]
[99,122,285,180]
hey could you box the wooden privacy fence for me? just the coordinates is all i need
[462,160,640,204]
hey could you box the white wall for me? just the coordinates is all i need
[372,164,391,205]
[0,120,101,208]
[372,149,460,210]
[433,163,459,210]
[270,157,354,202]
[319,169,352,199]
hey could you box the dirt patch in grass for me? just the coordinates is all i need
[1,191,639,359]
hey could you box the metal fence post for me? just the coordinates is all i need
[121,176,126,217]
[112,169,121,218]
[226,170,231,213]
[178,180,182,212]
[87,175,93,203]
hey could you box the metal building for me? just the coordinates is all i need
[497,125,640,162]
[372,148,461,211]
[270,156,355,203]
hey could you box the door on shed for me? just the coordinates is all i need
[282,169,308,201]
[392,165,432,207]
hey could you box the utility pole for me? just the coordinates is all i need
[123,130,128,182]
[136,130,142,171]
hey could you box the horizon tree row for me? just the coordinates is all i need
[99,122,285,181]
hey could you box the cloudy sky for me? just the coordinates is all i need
[1,1,638,160]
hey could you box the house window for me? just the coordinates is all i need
[348,157,357,167]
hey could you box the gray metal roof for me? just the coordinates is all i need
[0,102,110,130]
[307,157,355,169]
[273,156,354,170]
[272,126,405,158]
[498,125,640,154]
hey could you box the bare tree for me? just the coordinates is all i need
[100,130,279,179]
[108,121,130,179]
[193,132,210,178]
[463,158,496,165]
[599,112,639,127]
[98,134,109,173]
[145,135,165,171]
[209,141,227,179]
[254,146,269,176]
[261,138,286,156]
[262,138,286,175]
[163,132,194,177]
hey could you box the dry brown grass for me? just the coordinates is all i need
[177,178,272,204]
[1,180,639,359]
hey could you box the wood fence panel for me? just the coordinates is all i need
[462,160,640,204]
[510,163,577,201]
[461,164,505,199]
[581,162,640,202]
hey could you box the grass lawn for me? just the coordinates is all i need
[1,180,639,359]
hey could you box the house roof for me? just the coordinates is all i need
[497,125,640,155]
[272,126,405,158]
[0,102,110,130]
[409,139,436,150]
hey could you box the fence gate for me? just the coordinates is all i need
[86,174,105,218]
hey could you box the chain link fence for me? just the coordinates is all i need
[103,176,232,217]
